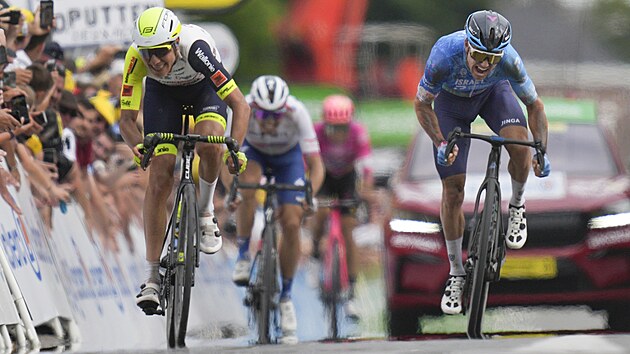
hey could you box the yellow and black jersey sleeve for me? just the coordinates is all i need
[187,39,237,100]
[120,46,148,111]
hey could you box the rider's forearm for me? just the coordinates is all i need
[414,97,445,146]
[225,88,250,145]
[526,98,549,149]
[119,109,143,148]
[305,153,325,196]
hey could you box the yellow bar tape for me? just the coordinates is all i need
[195,112,226,130]
[154,143,177,156]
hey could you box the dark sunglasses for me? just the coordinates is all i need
[254,109,285,121]
[139,43,173,60]
[325,124,349,135]
[468,45,503,65]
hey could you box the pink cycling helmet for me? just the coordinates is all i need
[322,94,354,125]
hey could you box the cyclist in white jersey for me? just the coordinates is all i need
[119,7,250,314]
[230,75,324,344]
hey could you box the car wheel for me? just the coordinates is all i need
[604,303,630,331]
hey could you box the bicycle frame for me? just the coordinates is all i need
[318,199,358,340]
[231,171,311,344]
[322,207,349,294]
[445,127,545,340]
[139,106,240,348]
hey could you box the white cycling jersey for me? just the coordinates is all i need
[244,95,320,156]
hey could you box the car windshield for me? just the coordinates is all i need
[408,123,618,181]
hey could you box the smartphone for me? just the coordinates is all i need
[39,0,53,29]
[3,71,16,88]
[7,10,20,25]
[33,111,48,126]
[43,148,58,165]
[0,46,7,66]
[11,95,30,124]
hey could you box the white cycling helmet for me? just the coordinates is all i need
[250,75,289,111]
[132,7,181,49]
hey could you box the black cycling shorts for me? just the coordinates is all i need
[317,170,358,215]
[143,78,228,135]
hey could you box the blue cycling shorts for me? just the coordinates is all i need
[242,141,306,205]
[433,80,526,179]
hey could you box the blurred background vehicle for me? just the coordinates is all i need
[383,97,630,337]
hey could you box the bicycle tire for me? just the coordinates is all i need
[255,225,277,344]
[466,183,500,339]
[329,240,341,340]
[167,185,196,347]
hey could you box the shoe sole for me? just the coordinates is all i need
[200,237,223,254]
[232,277,248,287]
[137,300,160,315]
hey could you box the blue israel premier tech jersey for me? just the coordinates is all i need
[418,30,538,105]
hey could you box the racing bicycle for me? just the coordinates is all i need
[139,106,240,348]
[229,169,312,344]
[316,198,361,340]
[444,127,545,339]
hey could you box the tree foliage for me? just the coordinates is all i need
[186,0,287,81]
[592,0,630,61]
[366,0,494,35]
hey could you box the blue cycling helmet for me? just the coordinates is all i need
[465,10,511,52]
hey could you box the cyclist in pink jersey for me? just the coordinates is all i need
[311,94,373,320]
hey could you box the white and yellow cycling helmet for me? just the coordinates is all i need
[132,7,181,49]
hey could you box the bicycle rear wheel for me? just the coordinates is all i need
[254,225,278,344]
[166,185,196,348]
[466,183,500,339]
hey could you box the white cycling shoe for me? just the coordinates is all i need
[232,258,251,286]
[506,204,527,249]
[441,275,465,315]
[136,282,160,314]
[279,299,298,344]
[199,215,222,254]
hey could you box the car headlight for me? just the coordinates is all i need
[389,219,441,234]
[588,199,630,229]
[389,210,442,233]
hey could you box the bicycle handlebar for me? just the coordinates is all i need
[228,177,313,209]
[317,198,361,209]
[446,127,546,167]
[139,132,240,171]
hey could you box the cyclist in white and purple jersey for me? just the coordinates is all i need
[311,94,373,320]
[230,75,324,344]
[414,10,551,315]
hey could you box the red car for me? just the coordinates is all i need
[383,98,630,337]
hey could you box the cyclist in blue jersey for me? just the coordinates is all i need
[413,10,551,315]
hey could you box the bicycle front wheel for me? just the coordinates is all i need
[327,240,342,340]
[254,225,278,344]
[466,183,500,339]
[166,184,197,348]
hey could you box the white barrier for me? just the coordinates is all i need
[0,164,247,352]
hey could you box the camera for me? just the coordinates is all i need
[10,95,30,124]
[6,10,21,25]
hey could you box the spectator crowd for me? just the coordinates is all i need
[0,1,146,253]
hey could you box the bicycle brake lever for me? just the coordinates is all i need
[445,127,461,157]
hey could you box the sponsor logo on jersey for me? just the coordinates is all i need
[211,70,228,87]
[501,118,520,126]
[194,47,215,72]
[124,57,137,84]
[122,85,133,96]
